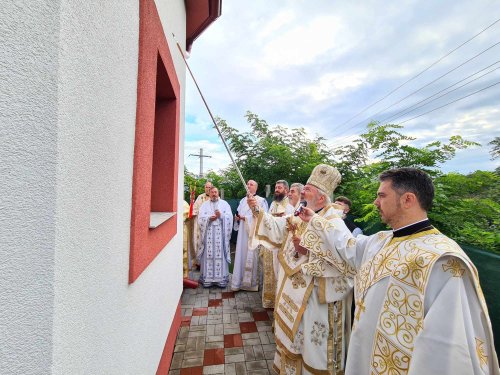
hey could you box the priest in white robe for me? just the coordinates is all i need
[197,187,233,288]
[248,165,355,374]
[298,167,499,375]
[231,179,269,292]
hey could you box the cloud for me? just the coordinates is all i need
[184,0,500,175]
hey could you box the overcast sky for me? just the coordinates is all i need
[183,0,500,177]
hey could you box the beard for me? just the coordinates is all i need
[274,192,286,202]
[210,197,219,202]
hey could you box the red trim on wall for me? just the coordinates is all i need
[156,301,181,375]
[130,0,181,283]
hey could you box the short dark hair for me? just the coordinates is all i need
[379,168,434,211]
[335,196,352,208]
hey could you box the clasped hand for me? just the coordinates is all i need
[292,235,308,255]
[210,209,221,221]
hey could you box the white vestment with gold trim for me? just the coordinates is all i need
[251,204,355,374]
[192,193,210,266]
[303,217,500,375]
[231,195,268,291]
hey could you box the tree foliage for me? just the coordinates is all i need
[489,137,500,160]
[215,111,336,197]
[184,114,498,253]
[431,172,499,252]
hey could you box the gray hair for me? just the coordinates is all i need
[317,189,331,205]
[275,180,289,190]
[290,183,304,194]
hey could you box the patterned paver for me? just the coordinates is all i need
[169,273,277,375]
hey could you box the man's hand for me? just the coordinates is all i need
[247,195,259,216]
[209,215,217,221]
[292,235,308,255]
[214,209,221,218]
[298,207,315,223]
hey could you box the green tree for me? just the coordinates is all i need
[216,111,335,198]
[489,137,500,160]
[431,172,500,252]
[333,121,480,233]
[184,113,497,253]
[183,168,225,201]
[489,137,500,175]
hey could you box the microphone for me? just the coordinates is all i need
[294,201,307,216]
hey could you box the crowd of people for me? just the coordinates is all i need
[183,165,498,375]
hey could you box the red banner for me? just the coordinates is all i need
[188,185,195,219]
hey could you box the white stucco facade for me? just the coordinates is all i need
[1,1,187,374]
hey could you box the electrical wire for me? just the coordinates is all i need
[399,80,500,124]
[326,77,500,148]
[381,62,500,124]
[331,18,500,131]
[342,41,500,133]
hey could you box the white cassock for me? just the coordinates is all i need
[231,195,268,291]
[302,216,500,375]
[251,204,355,374]
[197,199,233,288]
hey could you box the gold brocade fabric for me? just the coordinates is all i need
[366,230,489,374]
[262,248,277,308]
[269,197,291,216]
[192,194,210,259]
[260,197,292,308]
[254,205,354,375]
[182,201,190,278]
[276,302,346,375]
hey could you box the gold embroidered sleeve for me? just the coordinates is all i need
[300,215,356,277]
[252,210,288,249]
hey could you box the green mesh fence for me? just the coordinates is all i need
[460,244,499,344]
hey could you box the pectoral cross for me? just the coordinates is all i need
[355,299,366,321]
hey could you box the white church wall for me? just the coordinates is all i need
[0,0,187,373]
[51,0,186,373]
[0,1,61,374]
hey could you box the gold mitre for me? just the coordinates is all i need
[306,164,341,197]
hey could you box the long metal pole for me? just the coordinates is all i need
[173,35,249,195]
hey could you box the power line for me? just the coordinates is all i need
[399,80,500,124]
[326,78,500,149]
[330,17,500,132]
[381,62,500,124]
[347,41,500,131]
[326,41,500,142]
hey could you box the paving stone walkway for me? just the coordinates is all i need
[168,273,277,375]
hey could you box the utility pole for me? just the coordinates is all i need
[189,148,212,178]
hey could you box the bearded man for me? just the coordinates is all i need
[299,167,499,374]
[197,187,233,288]
[248,165,355,374]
